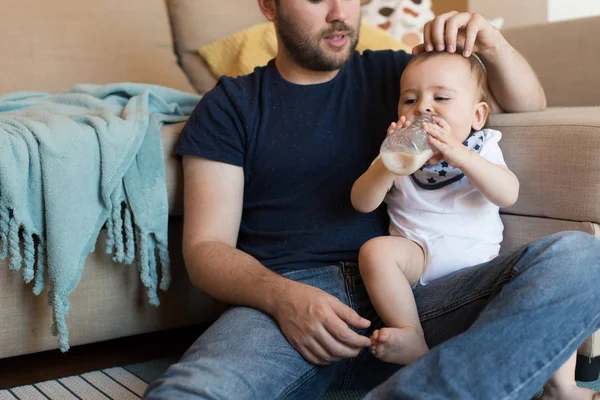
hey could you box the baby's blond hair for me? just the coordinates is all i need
[406,49,490,106]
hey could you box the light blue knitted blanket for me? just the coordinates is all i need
[0,83,201,351]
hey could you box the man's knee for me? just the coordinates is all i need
[546,230,599,251]
[528,230,600,287]
[541,231,599,263]
[144,359,263,399]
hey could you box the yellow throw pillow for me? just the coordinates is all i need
[199,21,412,79]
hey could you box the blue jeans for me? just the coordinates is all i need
[144,231,600,399]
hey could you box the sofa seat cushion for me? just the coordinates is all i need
[491,106,600,224]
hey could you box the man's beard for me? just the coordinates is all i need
[275,11,360,72]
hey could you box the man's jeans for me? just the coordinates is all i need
[144,231,600,399]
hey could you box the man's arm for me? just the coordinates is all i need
[181,155,283,311]
[414,12,546,113]
[477,39,545,113]
[181,156,371,365]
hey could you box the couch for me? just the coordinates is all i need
[1,0,598,380]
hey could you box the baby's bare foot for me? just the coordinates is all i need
[541,382,600,400]
[369,327,429,365]
[369,329,380,355]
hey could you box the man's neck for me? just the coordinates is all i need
[274,52,340,85]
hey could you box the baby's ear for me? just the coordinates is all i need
[472,102,490,131]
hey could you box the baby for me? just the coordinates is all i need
[351,50,597,400]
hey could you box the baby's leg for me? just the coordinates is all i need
[541,351,600,400]
[358,236,428,365]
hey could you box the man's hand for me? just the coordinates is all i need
[413,12,505,58]
[273,282,371,365]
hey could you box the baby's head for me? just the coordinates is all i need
[398,50,490,142]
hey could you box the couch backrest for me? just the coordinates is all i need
[502,16,600,107]
[0,0,194,94]
[166,0,266,94]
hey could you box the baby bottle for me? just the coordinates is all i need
[379,114,441,175]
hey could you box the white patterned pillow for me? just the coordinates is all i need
[361,0,434,48]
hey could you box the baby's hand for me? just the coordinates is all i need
[386,116,411,137]
[422,116,471,168]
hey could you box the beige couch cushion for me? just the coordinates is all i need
[166,0,268,94]
[0,0,194,94]
[500,214,599,251]
[490,107,600,223]
[502,16,600,107]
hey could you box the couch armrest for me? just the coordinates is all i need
[502,17,600,107]
[490,107,600,223]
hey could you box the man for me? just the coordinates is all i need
[145,0,600,398]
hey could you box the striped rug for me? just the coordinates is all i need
[0,366,147,400]
[1,357,598,400]
[0,357,364,400]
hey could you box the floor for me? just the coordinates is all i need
[0,325,207,390]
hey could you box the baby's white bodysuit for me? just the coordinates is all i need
[384,128,506,284]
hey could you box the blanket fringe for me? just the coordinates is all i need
[105,210,115,255]
[111,203,125,263]
[50,285,70,352]
[108,202,136,265]
[33,236,45,295]
[135,226,158,306]
[22,228,35,283]
[123,206,135,264]
[1,200,171,353]
[148,237,158,304]
[0,206,45,293]
[0,206,9,259]
[8,216,22,271]
[104,201,171,307]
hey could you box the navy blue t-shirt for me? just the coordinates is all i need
[178,50,412,272]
